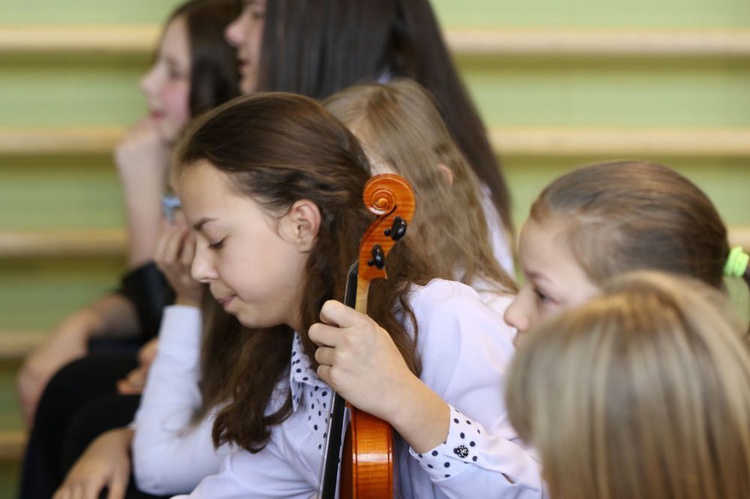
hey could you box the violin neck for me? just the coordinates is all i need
[319,260,359,498]
[355,277,370,313]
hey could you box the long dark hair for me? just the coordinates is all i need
[256,0,513,232]
[169,0,240,117]
[175,92,434,452]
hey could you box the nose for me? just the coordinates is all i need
[504,292,531,336]
[139,65,159,98]
[224,10,247,48]
[191,245,218,283]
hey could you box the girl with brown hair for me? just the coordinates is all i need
[168,91,543,498]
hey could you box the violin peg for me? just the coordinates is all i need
[387,216,407,241]
[368,245,386,269]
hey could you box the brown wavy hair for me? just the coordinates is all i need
[174,92,434,452]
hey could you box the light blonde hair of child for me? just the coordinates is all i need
[324,79,516,293]
[530,160,728,289]
[506,271,750,499]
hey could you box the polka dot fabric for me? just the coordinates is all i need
[289,333,333,456]
[410,406,483,479]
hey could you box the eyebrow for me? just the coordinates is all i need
[193,217,217,231]
[524,270,553,287]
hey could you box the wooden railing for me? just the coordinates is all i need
[4,126,750,157]
[0,229,126,258]
[2,26,750,58]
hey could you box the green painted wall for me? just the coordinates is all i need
[0,0,748,493]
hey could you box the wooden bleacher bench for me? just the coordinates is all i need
[0,431,26,462]
[4,126,750,157]
[1,26,750,58]
[0,229,126,258]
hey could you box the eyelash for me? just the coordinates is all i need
[533,288,549,303]
[167,68,186,80]
[208,238,225,250]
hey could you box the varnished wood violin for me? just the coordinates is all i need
[319,173,416,499]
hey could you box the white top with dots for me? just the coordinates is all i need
[173,279,545,499]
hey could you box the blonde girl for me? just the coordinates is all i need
[506,271,750,499]
[504,160,750,341]
[323,79,517,304]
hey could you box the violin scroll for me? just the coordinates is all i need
[358,174,416,282]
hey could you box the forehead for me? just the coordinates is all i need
[518,217,570,261]
[159,16,190,60]
[178,161,234,204]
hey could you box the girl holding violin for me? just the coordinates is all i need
[170,92,543,498]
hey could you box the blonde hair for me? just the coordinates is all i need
[530,160,728,289]
[506,271,750,499]
[324,79,516,293]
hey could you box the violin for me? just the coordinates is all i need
[319,173,416,499]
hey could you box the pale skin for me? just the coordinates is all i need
[115,117,172,270]
[504,216,600,345]
[224,0,266,95]
[52,428,134,499]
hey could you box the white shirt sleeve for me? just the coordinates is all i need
[403,280,546,498]
[132,305,228,495]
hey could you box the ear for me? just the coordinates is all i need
[437,163,454,187]
[280,199,321,252]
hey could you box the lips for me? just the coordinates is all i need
[216,294,235,309]
[237,57,250,74]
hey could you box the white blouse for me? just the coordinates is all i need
[132,306,229,495]
[173,279,545,499]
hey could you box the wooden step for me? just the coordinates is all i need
[0,225,747,261]
[0,430,25,462]
[0,25,159,56]
[4,126,750,157]
[446,28,750,58]
[0,330,47,360]
[2,26,750,58]
[0,127,121,156]
[490,127,750,157]
[0,229,126,258]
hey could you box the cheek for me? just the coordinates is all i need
[163,82,191,126]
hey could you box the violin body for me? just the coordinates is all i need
[340,411,395,498]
